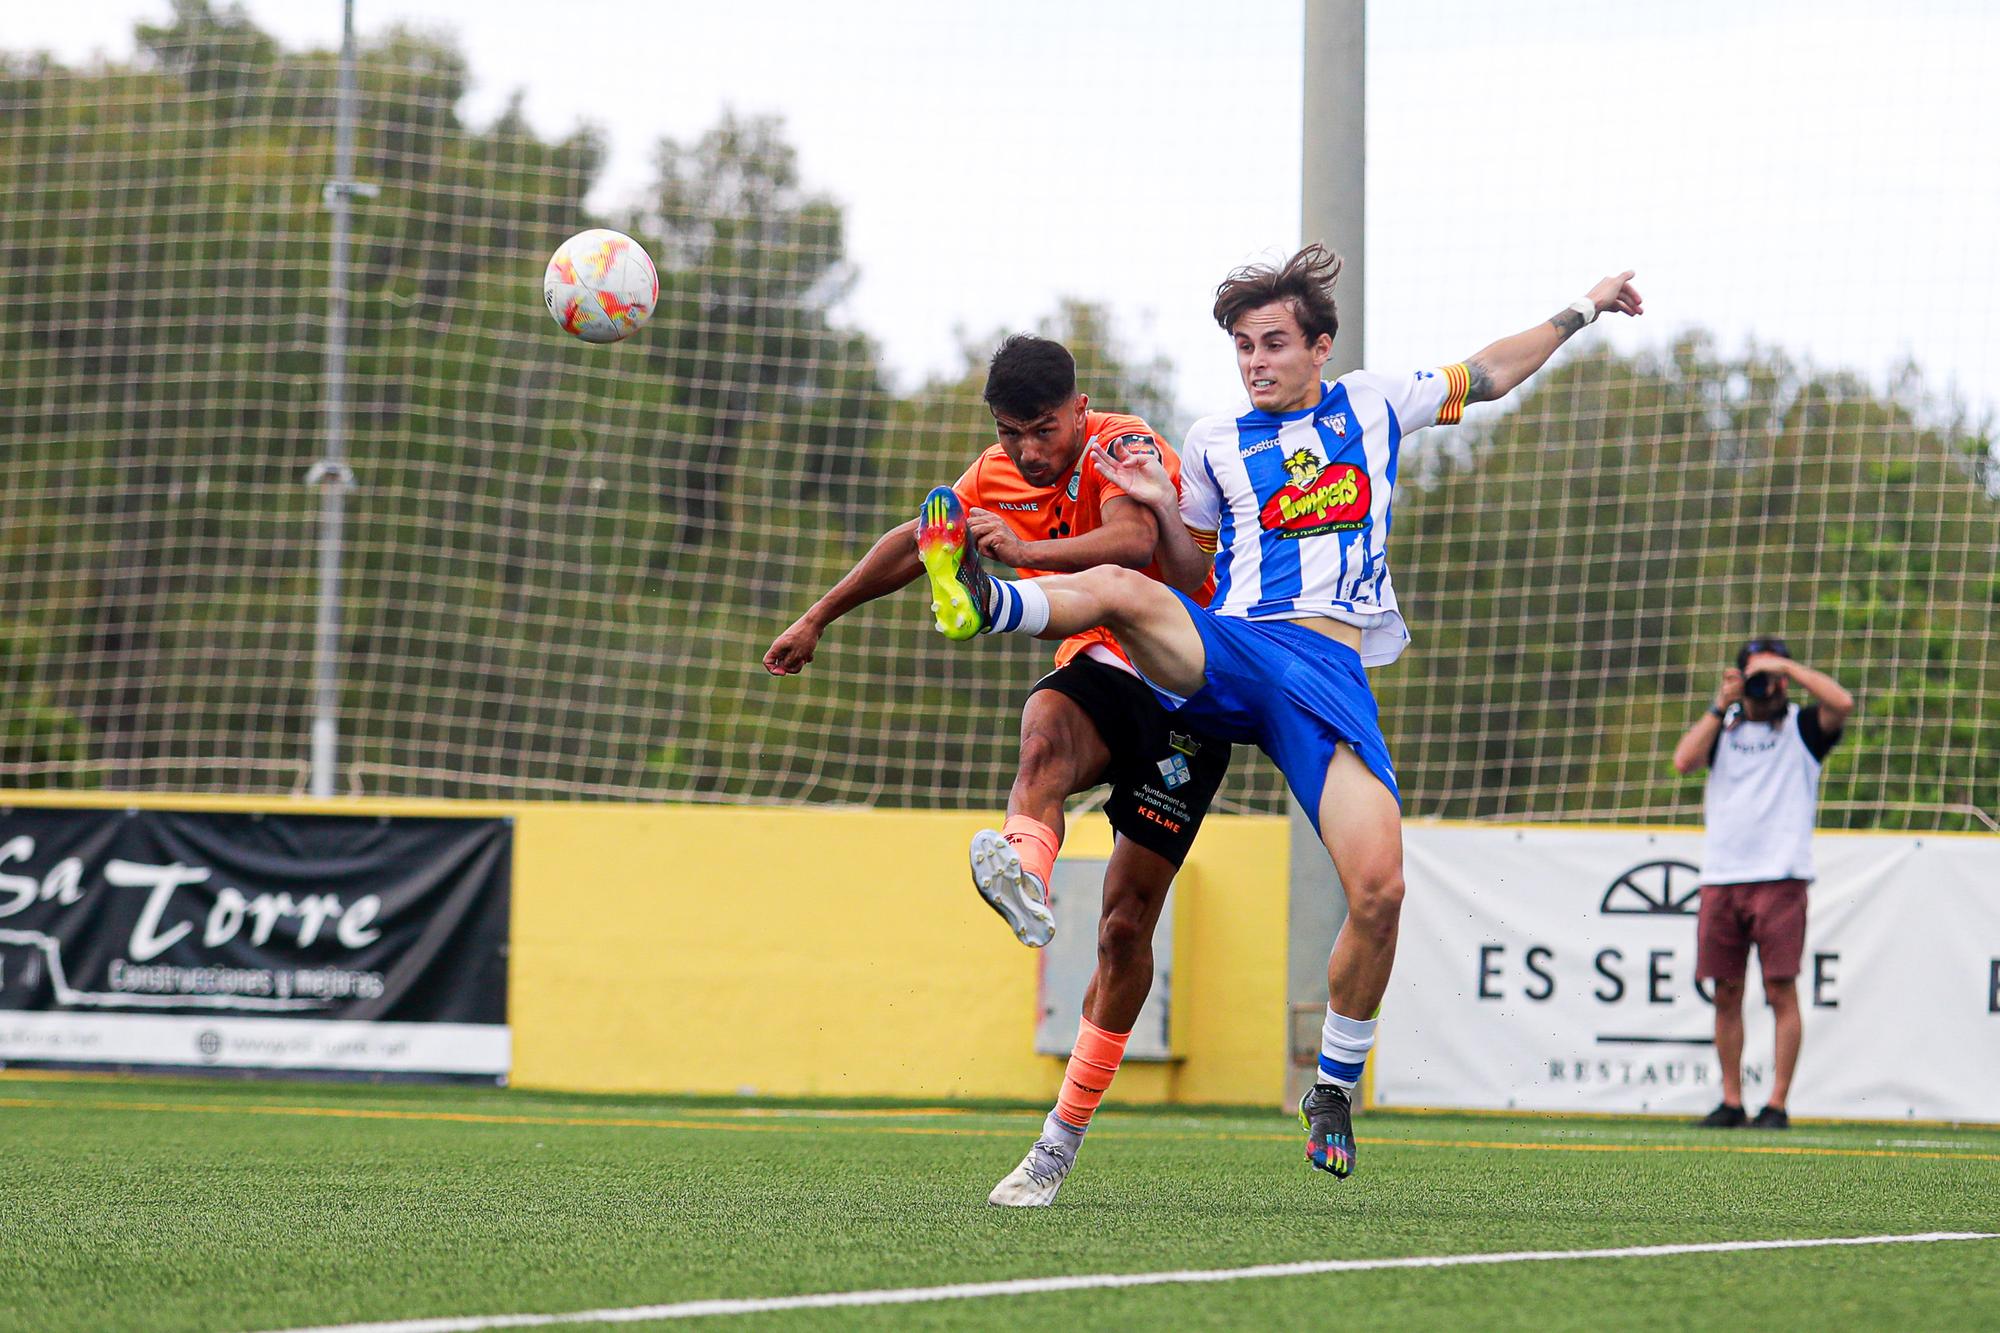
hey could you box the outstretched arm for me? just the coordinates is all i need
[763,520,923,675]
[1463,270,1644,404]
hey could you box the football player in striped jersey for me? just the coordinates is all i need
[919,245,1642,1180]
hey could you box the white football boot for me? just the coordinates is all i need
[968,829,1055,948]
[987,1133,1076,1207]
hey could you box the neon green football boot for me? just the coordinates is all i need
[916,485,992,641]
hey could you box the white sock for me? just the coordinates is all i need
[1317,1007,1378,1090]
[1042,1109,1085,1149]
[984,578,1051,635]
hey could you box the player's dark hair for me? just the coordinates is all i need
[1212,243,1344,345]
[983,335,1077,421]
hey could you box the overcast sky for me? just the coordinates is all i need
[17,1,1999,424]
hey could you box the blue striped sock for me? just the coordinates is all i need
[1317,1008,1377,1090]
[983,579,1050,635]
[986,579,1023,633]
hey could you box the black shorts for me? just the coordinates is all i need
[1031,655,1232,867]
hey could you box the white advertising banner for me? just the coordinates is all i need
[0,1012,511,1075]
[1375,824,2000,1123]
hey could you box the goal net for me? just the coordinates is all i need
[1,2,1994,830]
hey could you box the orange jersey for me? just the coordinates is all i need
[953,410,1215,669]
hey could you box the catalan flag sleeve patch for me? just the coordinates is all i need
[1437,362,1472,425]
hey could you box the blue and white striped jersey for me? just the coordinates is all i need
[1178,365,1470,667]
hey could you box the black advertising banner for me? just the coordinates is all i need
[0,806,511,1077]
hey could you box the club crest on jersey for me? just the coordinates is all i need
[1104,431,1159,461]
[1314,409,1349,437]
[1066,470,1081,501]
[1258,450,1371,539]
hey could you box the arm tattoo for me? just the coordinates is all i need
[1548,308,1588,340]
[1463,357,1496,404]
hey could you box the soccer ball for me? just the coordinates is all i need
[542,228,658,343]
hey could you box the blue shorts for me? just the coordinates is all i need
[1143,589,1399,831]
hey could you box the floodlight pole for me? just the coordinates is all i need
[1288,0,1366,1108]
[309,0,362,797]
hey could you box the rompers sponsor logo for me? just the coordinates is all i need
[1259,453,1371,537]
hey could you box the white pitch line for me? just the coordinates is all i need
[252,1231,1997,1333]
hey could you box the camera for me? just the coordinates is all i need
[1735,636,1790,703]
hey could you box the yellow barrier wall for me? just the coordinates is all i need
[0,792,1291,1106]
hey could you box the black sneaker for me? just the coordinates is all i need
[1750,1105,1790,1130]
[1299,1083,1356,1178]
[1697,1102,1746,1128]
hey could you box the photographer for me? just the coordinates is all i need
[1672,637,1854,1129]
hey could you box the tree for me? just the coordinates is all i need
[135,0,278,98]
[0,622,84,778]
[1380,337,2000,830]
[638,111,889,555]
[6,16,1992,824]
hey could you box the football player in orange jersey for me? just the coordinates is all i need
[765,335,1230,1205]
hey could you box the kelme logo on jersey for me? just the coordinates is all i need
[1258,451,1371,538]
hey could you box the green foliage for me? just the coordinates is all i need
[1383,335,2000,830]
[2,14,1992,824]
[639,109,888,550]
[0,622,84,776]
[135,0,278,98]
[0,18,1178,804]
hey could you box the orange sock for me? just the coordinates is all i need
[1054,1016,1131,1131]
[1000,814,1059,889]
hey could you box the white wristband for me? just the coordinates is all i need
[1566,297,1599,326]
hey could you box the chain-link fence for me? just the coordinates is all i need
[3,4,1995,828]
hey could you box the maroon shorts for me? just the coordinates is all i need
[1697,879,1808,986]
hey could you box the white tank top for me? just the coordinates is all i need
[1700,703,1827,884]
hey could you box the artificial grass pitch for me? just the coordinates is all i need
[1,1073,1996,1332]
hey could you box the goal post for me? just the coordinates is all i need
[1287,0,1369,1107]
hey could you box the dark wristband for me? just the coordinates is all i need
[1707,705,1725,720]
